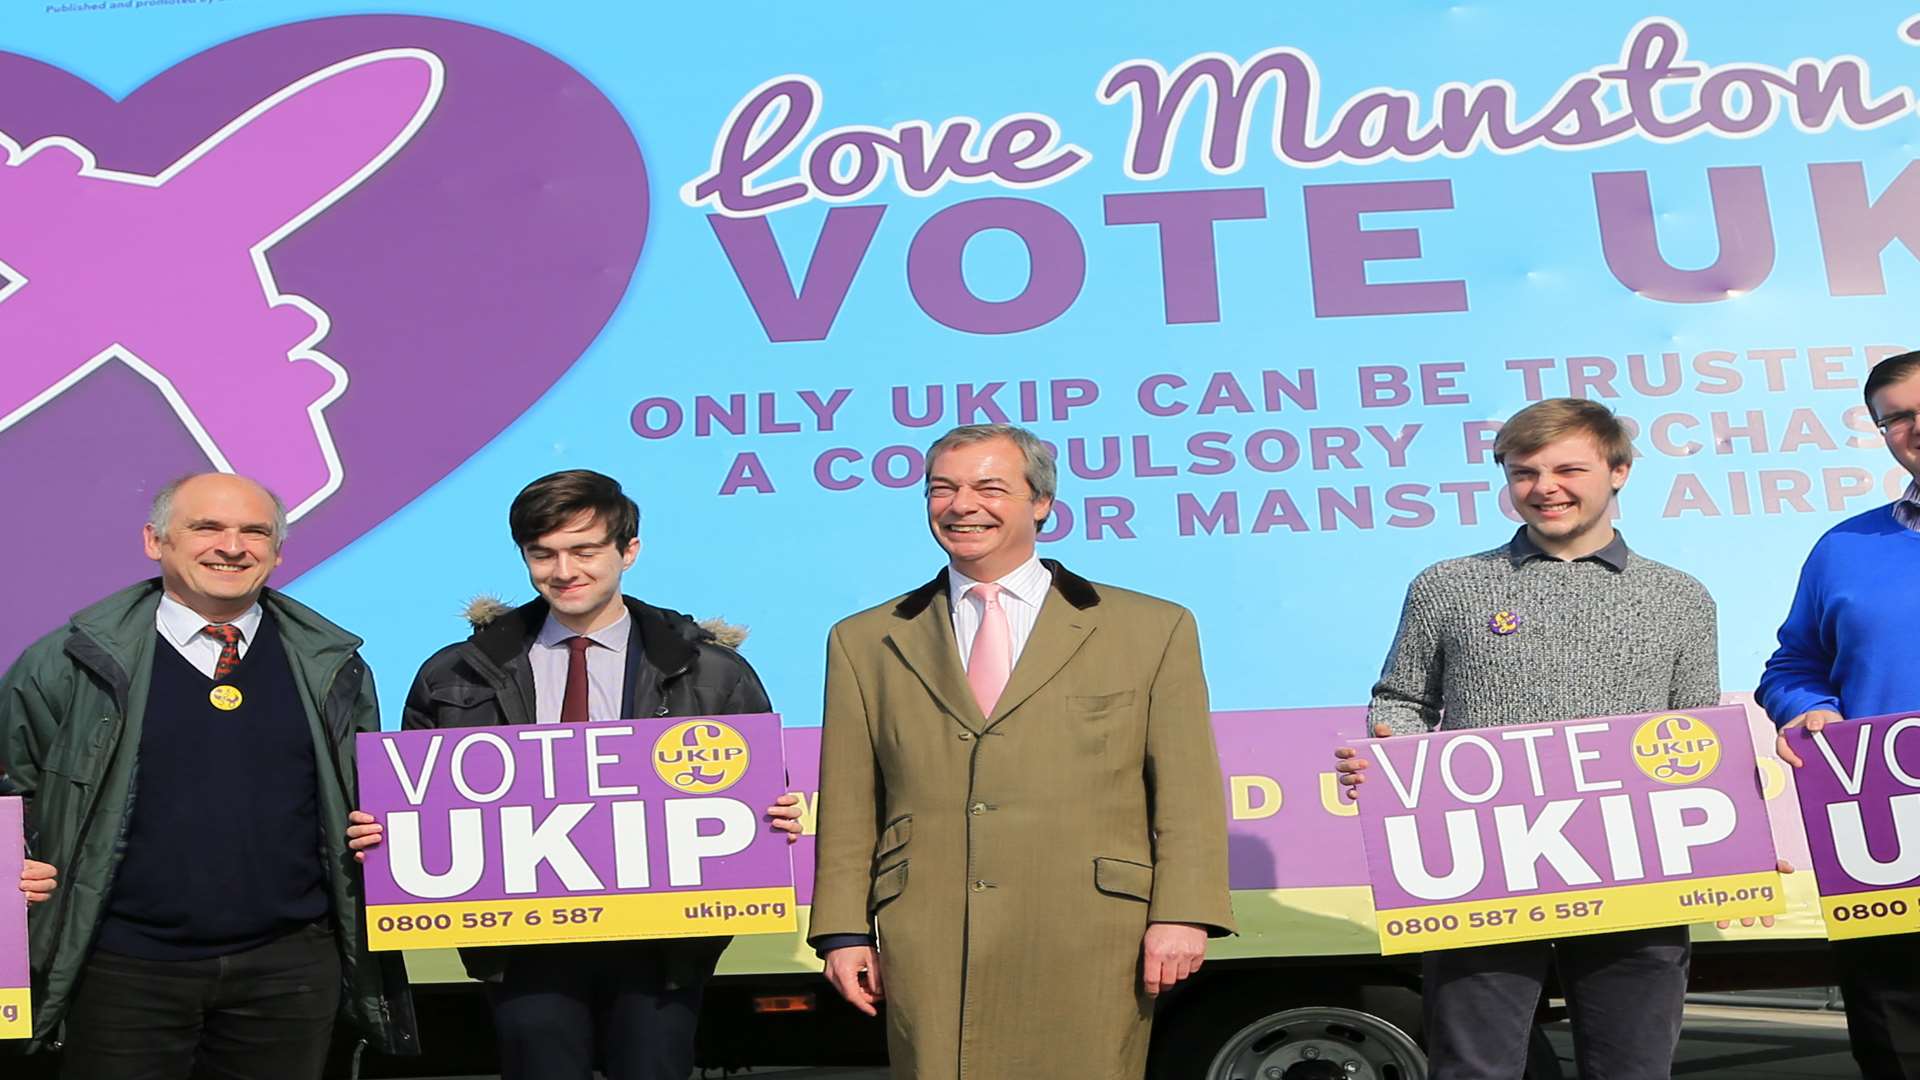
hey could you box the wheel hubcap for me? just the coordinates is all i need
[1207,1005,1426,1080]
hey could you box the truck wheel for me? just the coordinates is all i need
[1199,1005,1426,1080]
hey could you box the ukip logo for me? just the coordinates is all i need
[0,49,443,519]
[653,719,751,794]
[1631,712,1722,785]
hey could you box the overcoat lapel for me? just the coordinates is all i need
[983,583,1095,731]
[884,578,987,733]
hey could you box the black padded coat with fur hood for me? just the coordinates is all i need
[400,593,771,985]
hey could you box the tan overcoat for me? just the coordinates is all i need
[810,560,1234,1080]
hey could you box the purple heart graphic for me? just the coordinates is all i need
[0,16,647,664]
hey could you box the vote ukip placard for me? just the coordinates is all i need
[1,797,29,1038]
[357,714,796,950]
[1357,706,1782,954]
[1788,714,1920,940]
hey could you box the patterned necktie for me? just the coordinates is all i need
[202,623,244,679]
[966,583,1012,717]
[560,636,593,723]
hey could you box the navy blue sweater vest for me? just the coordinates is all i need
[97,614,330,960]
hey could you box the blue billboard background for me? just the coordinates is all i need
[4,2,1917,727]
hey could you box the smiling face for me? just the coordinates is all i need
[1870,368,1920,481]
[522,510,637,633]
[142,474,284,622]
[926,436,1053,582]
[1501,433,1630,558]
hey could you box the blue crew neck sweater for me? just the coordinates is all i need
[1756,503,1920,725]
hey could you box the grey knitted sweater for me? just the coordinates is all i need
[1367,532,1720,735]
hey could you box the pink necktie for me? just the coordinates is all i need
[967,583,1012,716]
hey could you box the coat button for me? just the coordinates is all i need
[957,732,973,741]
[969,802,988,815]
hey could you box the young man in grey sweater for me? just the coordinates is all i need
[1336,398,1719,1080]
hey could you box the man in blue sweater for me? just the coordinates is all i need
[1758,348,1920,1080]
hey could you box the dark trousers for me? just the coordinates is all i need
[1423,925,1689,1080]
[1835,932,1920,1080]
[487,941,705,1080]
[59,923,340,1080]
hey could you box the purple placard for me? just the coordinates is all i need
[782,726,821,906]
[1,797,28,1038]
[1356,706,1781,950]
[357,714,795,948]
[779,708,1372,907]
[1215,708,1371,889]
[1788,713,1920,938]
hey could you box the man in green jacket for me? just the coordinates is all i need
[0,472,415,1075]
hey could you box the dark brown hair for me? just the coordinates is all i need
[1865,350,1920,418]
[509,470,639,549]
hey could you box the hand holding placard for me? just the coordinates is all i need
[18,860,55,904]
[1776,708,1844,768]
[1333,722,1395,801]
[1,798,31,1039]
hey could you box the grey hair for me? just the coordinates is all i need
[924,424,1058,503]
[148,473,290,548]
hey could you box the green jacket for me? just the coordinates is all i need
[0,580,417,1054]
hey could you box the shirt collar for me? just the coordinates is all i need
[156,593,263,647]
[1507,526,1631,571]
[948,553,1051,608]
[535,607,632,652]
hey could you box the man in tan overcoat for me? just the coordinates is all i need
[810,423,1234,1080]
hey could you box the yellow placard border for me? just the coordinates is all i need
[1373,871,1785,955]
[0,987,30,1040]
[367,887,797,951]
[1819,885,1920,941]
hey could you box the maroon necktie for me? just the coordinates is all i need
[202,623,244,679]
[560,636,592,723]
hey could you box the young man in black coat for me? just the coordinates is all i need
[348,469,799,1080]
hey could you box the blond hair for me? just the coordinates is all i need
[1492,398,1633,469]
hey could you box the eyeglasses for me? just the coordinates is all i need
[1875,409,1919,435]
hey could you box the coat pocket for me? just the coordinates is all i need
[1068,691,1135,754]
[1092,856,1154,903]
[42,714,116,787]
[868,859,908,914]
[1067,690,1136,717]
[424,684,500,726]
[873,814,912,863]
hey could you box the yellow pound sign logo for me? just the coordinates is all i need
[652,719,750,793]
[208,685,244,712]
[1631,712,1720,785]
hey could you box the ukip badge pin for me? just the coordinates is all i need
[209,685,244,711]
[1487,610,1522,636]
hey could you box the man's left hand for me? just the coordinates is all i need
[19,859,56,903]
[1142,921,1207,997]
[765,794,804,845]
